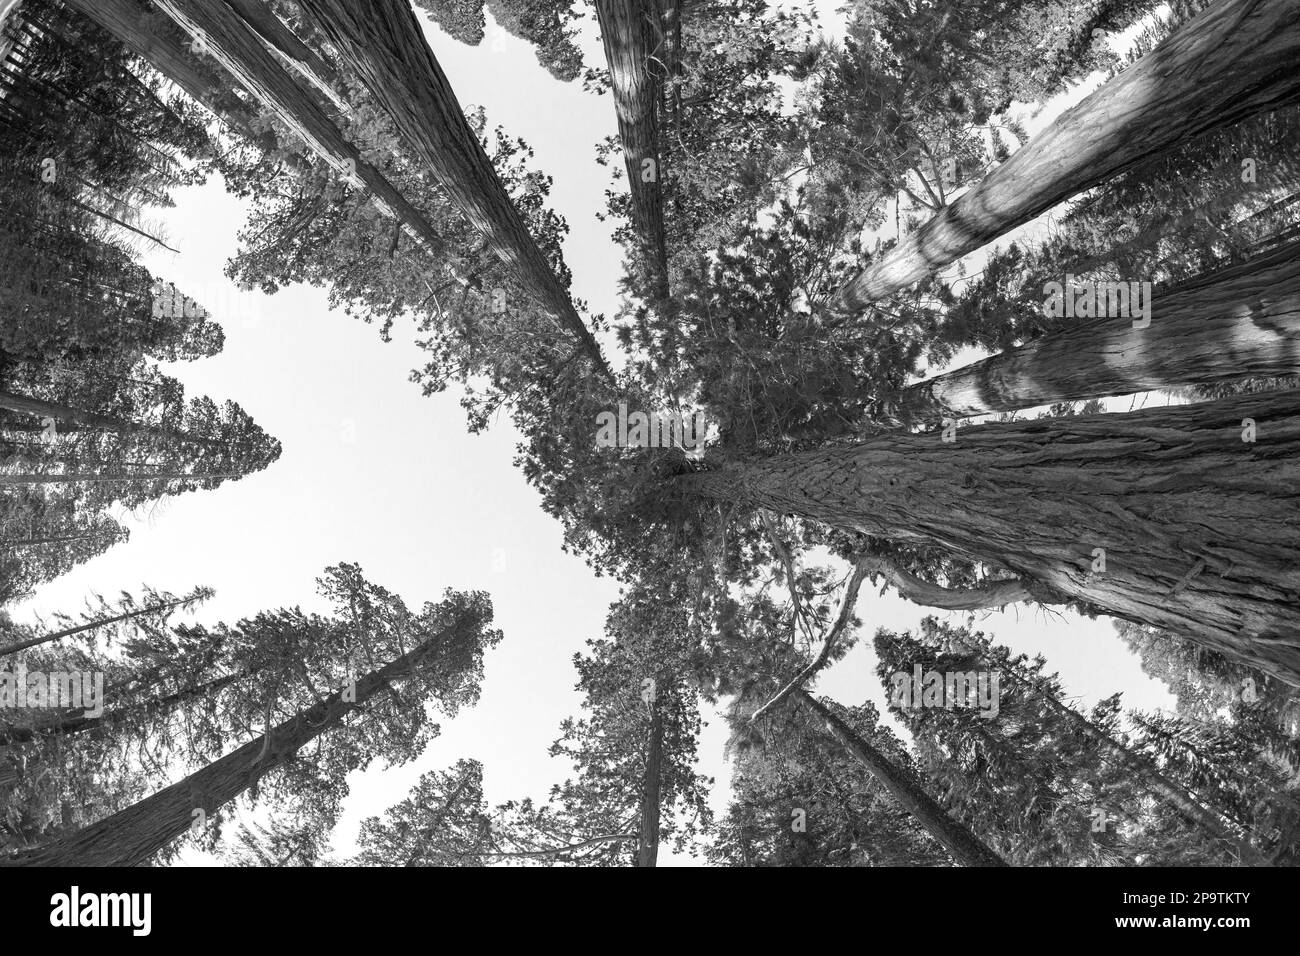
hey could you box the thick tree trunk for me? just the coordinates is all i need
[223,0,345,110]
[636,703,663,867]
[1003,667,1268,865]
[792,689,1007,866]
[594,0,670,299]
[894,239,1300,423]
[1,625,453,867]
[682,389,1300,684]
[294,0,611,380]
[828,0,1300,309]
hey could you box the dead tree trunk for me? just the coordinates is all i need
[828,0,1300,309]
[893,238,1300,423]
[681,388,1300,685]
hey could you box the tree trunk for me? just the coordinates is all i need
[1,625,452,867]
[223,0,345,110]
[294,0,611,380]
[682,388,1300,684]
[792,688,1007,866]
[57,0,307,177]
[636,703,663,867]
[594,0,670,299]
[828,0,1300,309]
[1003,666,1268,865]
[894,238,1300,423]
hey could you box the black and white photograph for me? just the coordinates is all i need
[0,0,1295,925]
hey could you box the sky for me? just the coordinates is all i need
[12,2,1174,865]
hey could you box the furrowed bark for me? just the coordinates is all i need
[894,238,1300,423]
[594,0,670,299]
[681,389,1300,685]
[294,0,612,380]
[223,0,345,110]
[792,688,1007,866]
[1,618,466,867]
[828,0,1300,309]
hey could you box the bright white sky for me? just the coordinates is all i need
[13,2,1174,865]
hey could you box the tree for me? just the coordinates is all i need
[709,696,949,866]
[294,0,611,376]
[594,0,670,298]
[890,238,1300,423]
[677,387,1300,684]
[2,571,502,867]
[412,0,584,82]
[828,0,1300,308]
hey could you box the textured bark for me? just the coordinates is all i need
[636,703,663,867]
[895,239,1300,423]
[144,0,464,275]
[295,0,611,379]
[1004,667,1268,865]
[1,620,463,867]
[682,389,1300,684]
[792,689,1007,866]
[223,0,345,110]
[828,0,1300,309]
[594,0,669,298]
